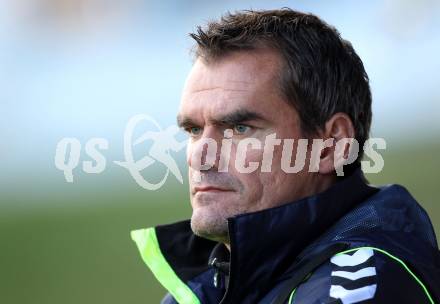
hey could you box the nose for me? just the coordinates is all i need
[187,127,223,171]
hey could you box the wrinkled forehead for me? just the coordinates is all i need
[178,50,283,123]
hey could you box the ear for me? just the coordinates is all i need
[318,113,355,175]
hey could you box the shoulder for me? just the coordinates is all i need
[291,247,433,303]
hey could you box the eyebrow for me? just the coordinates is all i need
[177,109,267,128]
[215,109,266,125]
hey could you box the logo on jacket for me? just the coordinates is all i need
[329,248,377,304]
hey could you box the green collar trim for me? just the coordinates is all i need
[131,228,201,304]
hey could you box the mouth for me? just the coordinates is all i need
[193,186,234,194]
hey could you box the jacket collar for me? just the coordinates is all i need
[137,168,378,303]
[223,168,377,302]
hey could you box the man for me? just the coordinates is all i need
[131,8,440,304]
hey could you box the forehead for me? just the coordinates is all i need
[179,50,286,123]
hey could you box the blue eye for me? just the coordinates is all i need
[189,127,202,136]
[234,124,250,134]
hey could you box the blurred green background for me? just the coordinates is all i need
[1,0,439,303]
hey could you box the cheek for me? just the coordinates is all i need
[228,142,265,197]
[271,137,309,172]
[186,143,193,179]
[186,141,192,165]
[186,142,201,186]
[230,139,265,170]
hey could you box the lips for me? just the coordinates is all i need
[193,186,233,194]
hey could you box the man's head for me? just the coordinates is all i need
[177,8,372,244]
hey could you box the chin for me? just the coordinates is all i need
[190,207,229,242]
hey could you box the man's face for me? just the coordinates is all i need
[178,50,321,243]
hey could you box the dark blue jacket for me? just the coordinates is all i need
[131,169,440,303]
